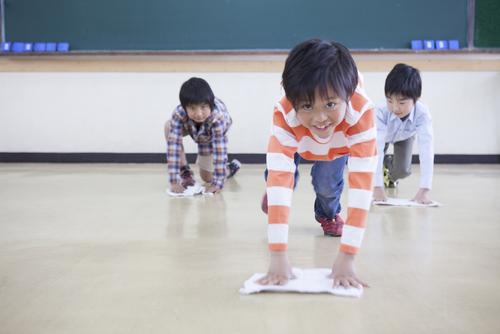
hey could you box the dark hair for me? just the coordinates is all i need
[385,63,422,102]
[179,77,215,110]
[282,39,358,107]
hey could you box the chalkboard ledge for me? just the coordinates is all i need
[1,50,499,72]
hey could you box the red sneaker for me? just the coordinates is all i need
[261,193,268,214]
[316,215,344,237]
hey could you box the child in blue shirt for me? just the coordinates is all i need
[373,63,434,204]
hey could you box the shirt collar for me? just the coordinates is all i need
[388,105,416,123]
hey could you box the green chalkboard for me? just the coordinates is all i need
[5,0,468,51]
[474,0,500,48]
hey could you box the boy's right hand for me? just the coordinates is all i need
[373,186,387,202]
[257,250,296,286]
[170,183,186,194]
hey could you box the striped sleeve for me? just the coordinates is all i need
[343,102,377,254]
[266,106,298,251]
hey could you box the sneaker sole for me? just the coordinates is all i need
[324,232,342,237]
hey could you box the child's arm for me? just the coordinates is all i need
[373,107,388,201]
[167,109,186,192]
[208,123,228,193]
[334,100,377,288]
[259,101,299,285]
[413,108,434,203]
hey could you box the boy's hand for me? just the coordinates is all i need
[412,188,432,204]
[373,187,387,202]
[204,184,221,194]
[257,250,296,286]
[329,252,368,289]
[170,183,186,194]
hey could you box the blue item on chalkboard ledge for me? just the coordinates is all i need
[435,40,448,50]
[411,40,423,50]
[46,43,57,52]
[12,42,25,53]
[24,43,33,52]
[34,43,47,52]
[423,40,435,50]
[57,42,70,52]
[448,40,460,50]
[1,42,11,52]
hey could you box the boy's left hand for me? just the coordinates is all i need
[204,184,220,194]
[412,188,432,204]
[329,252,368,289]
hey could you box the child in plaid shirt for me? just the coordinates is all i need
[164,77,240,194]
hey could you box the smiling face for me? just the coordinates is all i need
[185,102,211,123]
[386,94,415,119]
[295,87,347,139]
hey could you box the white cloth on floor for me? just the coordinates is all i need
[166,183,213,197]
[373,197,442,207]
[239,268,363,298]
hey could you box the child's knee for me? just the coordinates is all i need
[391,168,412,180]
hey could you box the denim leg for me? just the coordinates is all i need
[264,152,301,189]
[311,155,348,219]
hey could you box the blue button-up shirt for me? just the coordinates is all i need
[375,101,434,189]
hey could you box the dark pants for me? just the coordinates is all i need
[384,136,415,182]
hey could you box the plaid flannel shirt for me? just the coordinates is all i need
[167,98,232,189]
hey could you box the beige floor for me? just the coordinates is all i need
[0,163,499,334]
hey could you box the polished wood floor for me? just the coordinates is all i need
[0,163,499,334]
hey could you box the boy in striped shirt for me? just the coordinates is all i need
[164,77,240,194]
[259,39,377,289]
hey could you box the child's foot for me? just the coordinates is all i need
[383,166,398,188]
[227,159,241,178]
[316,214,344,237]
[180,165,195,188]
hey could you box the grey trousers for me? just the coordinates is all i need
[384,136,415,182]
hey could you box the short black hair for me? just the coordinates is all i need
[179,77,215,110]
[385,63,422,102]
[282,39,358,107]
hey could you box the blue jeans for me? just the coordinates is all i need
[265,153,347,219]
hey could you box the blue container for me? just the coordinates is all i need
[46,42,57,52]
[57,42,70,52]
[435,40,449,50]
[24,43,33,52]
[34,43,47,52]
[411,40,423,50]
[448,40,460,50]
[12,42,25,53]
[423,40,435,50]
[1,42,11,52]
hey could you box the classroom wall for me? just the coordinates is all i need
[1,54,499,156]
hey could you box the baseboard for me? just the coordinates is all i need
[0,153,499,164]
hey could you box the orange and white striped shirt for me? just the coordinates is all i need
[266,86,377,254]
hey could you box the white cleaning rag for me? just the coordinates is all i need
[373,197,442,207]
[239,268,363,298]
[166,183,213,197]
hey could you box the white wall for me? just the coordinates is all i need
[1,71,499,154]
